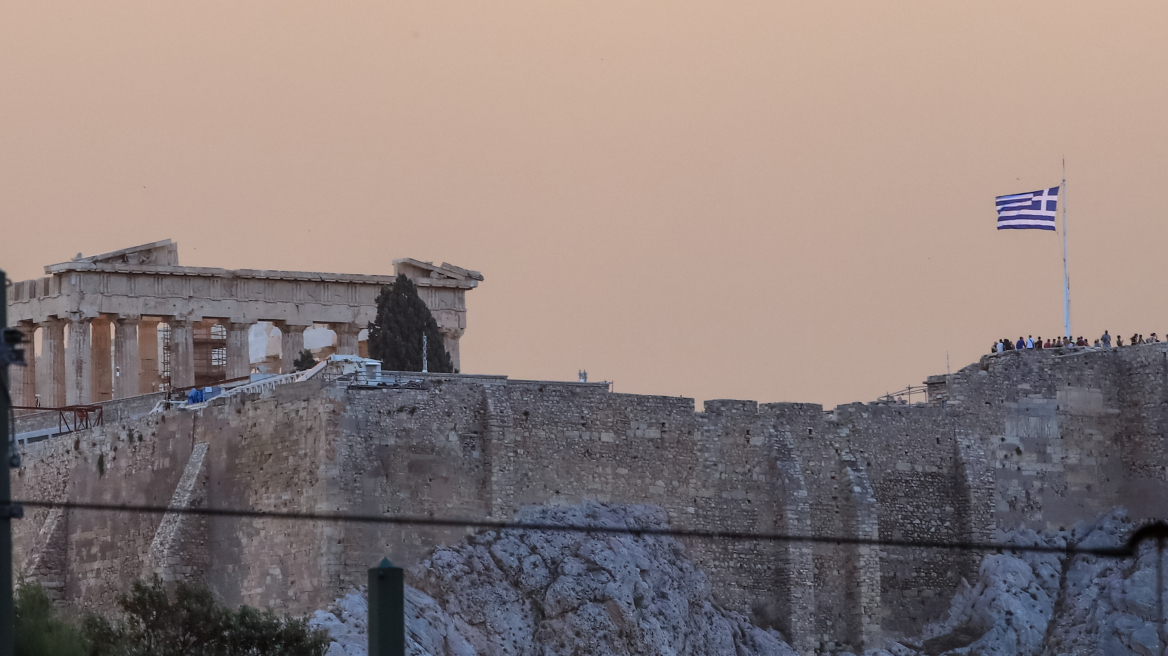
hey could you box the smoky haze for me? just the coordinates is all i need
[2,1,1166,408]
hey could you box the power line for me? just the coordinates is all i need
[7,498,1159,558]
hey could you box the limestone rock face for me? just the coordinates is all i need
[910,527,1065,656]
[311,502,797,656]
[880,508,1163,656]
[313,505,1167,656]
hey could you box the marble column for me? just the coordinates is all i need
[114,315,140,399]
[226,322,252,380]
[138,318,161,393]
[91,316,113,402]
[280,324,307,374]
[440,328,464,373]
[169,319,196,390]
[40,318,66,408]
[14,321,38,409]
[65,315,93,406]
[333,323,361,356]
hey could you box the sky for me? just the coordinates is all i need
[3,2,1167,409]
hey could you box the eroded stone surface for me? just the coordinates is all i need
[870,509,1166,656]
[311,503,797,656]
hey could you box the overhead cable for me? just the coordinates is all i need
[9,498,1162,558]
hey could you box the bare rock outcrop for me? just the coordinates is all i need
[314,505,1168,656]
[879,508,1164,656]
[311,502,797,656]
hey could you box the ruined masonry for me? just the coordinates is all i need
[5,240,482,406]
[11,339,1168,654]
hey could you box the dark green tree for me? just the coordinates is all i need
[367,274,455,373]
[293,349,317,372]
[80,576,328,656]
[15,581,87,656]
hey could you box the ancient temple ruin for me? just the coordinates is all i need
[5,240,482,407]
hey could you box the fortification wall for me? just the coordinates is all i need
[941,346,1168,530]
[199,378,347,612]
[13,343,1168,652]
[330,380,496,594]
[14,409,197,609]
[818,404,960,637]
[332,383,805,635]
[491,389,784,622]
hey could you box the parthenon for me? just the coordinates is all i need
[4,240,482,408]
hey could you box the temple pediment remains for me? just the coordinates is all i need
[6,241,481,408]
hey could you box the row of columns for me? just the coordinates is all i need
[12,317,365,409]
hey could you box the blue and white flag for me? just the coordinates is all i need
[996,186,1059,230]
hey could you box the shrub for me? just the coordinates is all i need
[82,577,328,656]
[14,581,87,656]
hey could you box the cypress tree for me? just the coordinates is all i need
[367,274,455,373]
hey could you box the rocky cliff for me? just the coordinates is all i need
[871,508,1163,656]
[310,503,796,656]
[313,505,1168,656]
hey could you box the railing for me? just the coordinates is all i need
[347,371,425,388]
[877,385,929,405]
[219,371,302,397]
[155,358,331,412]
[12,405,103,435]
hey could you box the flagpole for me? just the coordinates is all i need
[1062,159,1070,339]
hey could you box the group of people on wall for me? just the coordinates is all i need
[992,331,1162,354]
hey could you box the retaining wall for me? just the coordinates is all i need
[14,344,1168,652]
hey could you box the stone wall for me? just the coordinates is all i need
[13,343,1168,652]
[14,407,196,609]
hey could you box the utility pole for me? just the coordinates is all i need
[1,268,26,656]
[1061,159,1071,339]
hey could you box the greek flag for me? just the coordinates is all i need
[996,186,1059,230]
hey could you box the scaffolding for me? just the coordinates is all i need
[194,322,227,387]
[154,321,231,391]
[159,322,171,391]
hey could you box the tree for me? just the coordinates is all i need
[15,581,87,656]
[81,576,328,656]
[293,349,317,372]
[367,274,455,373]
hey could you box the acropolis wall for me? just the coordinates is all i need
[11,343,1168,654]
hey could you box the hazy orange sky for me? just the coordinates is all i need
[3,2,1167,408]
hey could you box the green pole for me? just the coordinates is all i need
[1,270,17,656]
[368,557,404,656]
